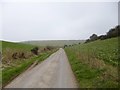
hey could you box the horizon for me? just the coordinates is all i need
[1,39,85,43]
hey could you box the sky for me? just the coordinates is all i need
[0,0,119,42]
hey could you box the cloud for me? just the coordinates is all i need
[1,2,118,41]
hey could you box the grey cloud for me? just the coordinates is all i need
[1,2,118,41]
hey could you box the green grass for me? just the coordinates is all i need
[0,69,1,88]
[2,41,34,51]
[2,40,57,87]
[72,37,118,66]
[0,41,1,88]
[2,41,35,63]
[65,37,119,88]
[0,40,1,50]
[2,49,56,87]
[23,40,85,47]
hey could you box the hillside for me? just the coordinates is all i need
[22,40,85,47]
[65,37,118,88]
[2,41,35,51]
[2,41,57,87]
[2,41,37,67]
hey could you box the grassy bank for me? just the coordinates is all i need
[2,49,56,87]
[65,37,119,88]
[0,41,1,88]
[2,41,57,87]
[2,41,36,65]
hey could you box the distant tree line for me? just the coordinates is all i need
[85,25,120,43]
[64,43,81,48]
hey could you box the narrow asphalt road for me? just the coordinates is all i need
[5,48,78,88]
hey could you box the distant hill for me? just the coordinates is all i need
[2,41,34,51]
[22,40,85,47]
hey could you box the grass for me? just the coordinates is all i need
[23,40,85,47]
[74,37,118,66]
[2,41,34,51]
[2,40,57,87]
[2,49,56,87]
[65,37,119,88]
[2,41,35,65]
[0,41,1,89]
[0,68,1,88]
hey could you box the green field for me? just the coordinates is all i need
[2,41,57,87]
[65,37,119,88]
[23,40,85,47]
[2,41,34,50]
[2,41,36,65]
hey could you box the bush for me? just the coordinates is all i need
[107,25,120,38]
[107,29,117,38]
[64,45,68,48]
[98,35,107,40]
[90,34,98,41]
[85,34,98,43]
[46,46,54,50]
[85,25,120,43]
[31,47,39,55]
[85,39,90,43]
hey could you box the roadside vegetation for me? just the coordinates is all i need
[2,41,57,87]
[65,37,119,88]
[0,41,2,88]
[65,25,119,88]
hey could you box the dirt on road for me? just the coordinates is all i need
[5,48,78,88]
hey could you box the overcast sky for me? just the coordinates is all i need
[0,0,118,42]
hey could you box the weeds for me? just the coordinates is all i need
[2,41,57,87]
[65,37,118,88]
[2,49,56,87]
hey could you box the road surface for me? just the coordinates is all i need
[5,48,78,88]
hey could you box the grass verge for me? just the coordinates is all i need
[65,37,118,88]
[65,49,118,88]
[2,49,57,87]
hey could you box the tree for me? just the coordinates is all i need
[85,39,90,43]
[64,45,68,48]
[98,35,107,40]
[107,25,120,38]
[90,34,98,41]
[116,25,120,36]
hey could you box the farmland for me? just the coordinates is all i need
[23,40,85,47]
[65,37,119,88]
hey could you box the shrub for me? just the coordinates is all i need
[46,46,53,50]
[107,25,120,38]
[98,35,107,40]
[85,39,90,43]
[64,45,68,48]
[31,47,39,55]
[90,34,98,41]
[85,25,120,43]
